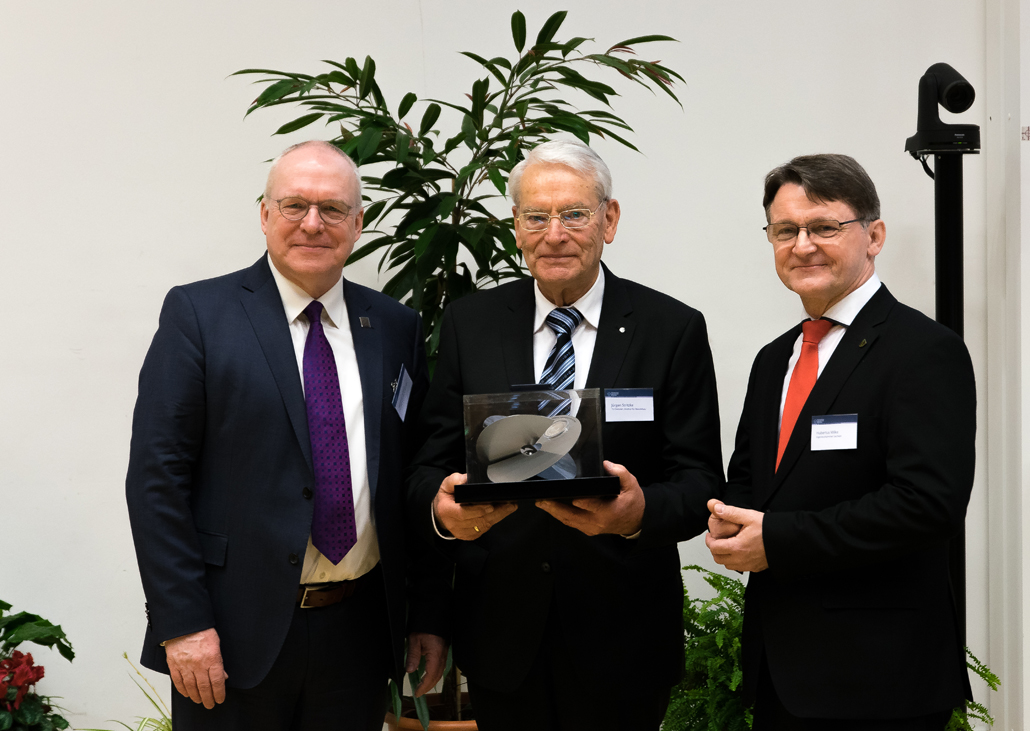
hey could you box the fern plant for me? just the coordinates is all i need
[663,567,999,731]
[664,565,752,731]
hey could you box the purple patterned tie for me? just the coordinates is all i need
[303,300,356,564]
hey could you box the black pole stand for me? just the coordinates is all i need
[933,151,966,647]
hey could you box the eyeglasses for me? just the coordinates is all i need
[517,201,606,231]
[275,197,356,225]
[763,218,865,244]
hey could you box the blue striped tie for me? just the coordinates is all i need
[540,308,583,415]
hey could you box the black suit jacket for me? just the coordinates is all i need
[724,285,975,718]
[407,264,723,694]
[126,256,448,688]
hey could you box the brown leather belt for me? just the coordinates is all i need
[296,582,357,608]
[296,565,379,609]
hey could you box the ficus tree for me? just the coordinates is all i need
[236,9,685,375]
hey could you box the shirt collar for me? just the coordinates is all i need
[815,273,882,326]
[267,252,347,328]
[532,265,606,333]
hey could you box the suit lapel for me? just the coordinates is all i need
[585,263,634,388]
[750,329,798,506]
[761,286,896,507]
[239,257,313,472]
[500,279,536,387]
[343,279,383,502]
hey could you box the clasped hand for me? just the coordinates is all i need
[704,499,769,573]
[434,461,645,539]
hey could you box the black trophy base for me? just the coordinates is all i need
[454,475,621,504]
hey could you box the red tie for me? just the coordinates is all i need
[776,318,834,471]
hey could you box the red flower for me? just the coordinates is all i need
[0,650,46,711]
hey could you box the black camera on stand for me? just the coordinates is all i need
[905,62,980,648]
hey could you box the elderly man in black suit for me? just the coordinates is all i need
[407,138,724,731]
[126,140,448,730]
[707,154,975,730]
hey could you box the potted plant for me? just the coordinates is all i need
[0,600,74,731]
[663,566,1001,731]
[234,8,684,370]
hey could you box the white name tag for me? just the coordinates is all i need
[811,414,858,451]
[604,388,654,422]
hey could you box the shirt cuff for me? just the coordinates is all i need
[431,504,457,541]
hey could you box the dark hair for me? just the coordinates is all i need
[762,154,880,223]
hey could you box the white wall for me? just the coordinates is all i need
[0,0,995,726]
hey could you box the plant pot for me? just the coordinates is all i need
[384,692,477,731]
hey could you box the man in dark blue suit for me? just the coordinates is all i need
[126,141,448,730]
[707,154,974,729]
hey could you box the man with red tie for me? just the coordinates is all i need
[706,154,975,729]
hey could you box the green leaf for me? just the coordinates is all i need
[252,79,298,108]
[394,131,410,164]
[460,52,507,85]
[412,697,431,731]
[0,710,10,731]
[363,200,386,225]
[355,126,383,163]
[273,113,323,135]
[414,224,439,259]
[511,11,527,52]
[358,55,376,99]
[419,103,441,136]
[612,34,677,48]
[535,11,568,46]
[349,236,398,266]
[0,600,11,612]
[398,92,417,119]
[51,716,69,730]
[461,114,476,150]
[389,680,402,720]
[488,166,506,196]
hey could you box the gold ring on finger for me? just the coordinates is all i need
[474,525,480,532]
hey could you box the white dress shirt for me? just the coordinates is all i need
[531,266,605,388]
[778,274,882,428]
[268,254,379,583]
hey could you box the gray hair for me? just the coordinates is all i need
[264,140,362,204]
[508,139,613,208]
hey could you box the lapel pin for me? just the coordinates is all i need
[858,338,867,348]
[619,326,626,333]
[391,379,398,394]
[360,317,371,328]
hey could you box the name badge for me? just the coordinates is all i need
[811,414,858,451]
[392,364,413,420]
[604,388,654,422]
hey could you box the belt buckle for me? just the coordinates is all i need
[300,585,321,609]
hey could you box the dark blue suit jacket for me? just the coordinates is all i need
[126,256,448,688]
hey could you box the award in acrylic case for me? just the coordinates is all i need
[454,387,620,503]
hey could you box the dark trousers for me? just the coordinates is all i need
[753,657,953,731]
[466,606,669,731]
[172,570,391,731]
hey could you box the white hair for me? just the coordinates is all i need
[508,138,613,207]
[264,140,362,204]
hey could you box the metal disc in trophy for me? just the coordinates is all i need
[476,414,582,483]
